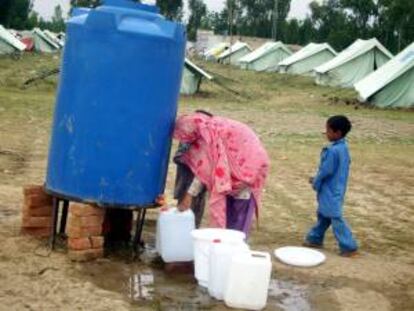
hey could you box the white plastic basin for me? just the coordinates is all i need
[274,246,326,267]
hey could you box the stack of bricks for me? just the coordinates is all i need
[67,203,105,262]
[21,185,53,238]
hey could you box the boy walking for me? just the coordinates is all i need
[305,115,358,257]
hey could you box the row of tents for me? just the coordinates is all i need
[0,25,64,54]
[0,24,209,96]
[203,39,413,108]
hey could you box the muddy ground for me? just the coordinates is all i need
[0,55,413,310]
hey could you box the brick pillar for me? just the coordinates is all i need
[21,185,53,238]
[67,203,105,262]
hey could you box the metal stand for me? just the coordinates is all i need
[133,208,147,253]
[49,197,69,250]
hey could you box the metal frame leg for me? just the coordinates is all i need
[59,200,69,235]
[133,208,147,253]
[49,197,60,250]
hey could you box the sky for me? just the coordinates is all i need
[33,0,315,21]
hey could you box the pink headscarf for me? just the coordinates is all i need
[173,113,270,228]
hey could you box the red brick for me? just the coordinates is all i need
[70,204,105,217]
[68,237,92,251]
[68,248,104,262]
[21,216,52,228]
[24,194,53,208]
[68,236,104,250]
[68,215,103,228]
[23,185,44,196]
[21,227,51,238]
[90,236,104,249]
[67,225,102,238]
[22,205,53,217]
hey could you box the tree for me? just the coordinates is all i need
[200,11,216,30]
[187,0,207,42]
[283,18,300,44]
[156,0,183,21]
[0,0,33,30]
[339,0,377,37]
[298,18,315,45]
[51,5,66,32]
[70,0,101,8]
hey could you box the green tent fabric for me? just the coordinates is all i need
[238,41,292,72]
[278,43,337,75]
[315,38,393,88]
[355,42,414,108]
[217,41,252,66]
[180,59,213,95]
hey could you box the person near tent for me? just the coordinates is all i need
[304,115,358,257]
[173,110,270,237]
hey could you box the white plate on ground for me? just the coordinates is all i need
[274,246,326,267]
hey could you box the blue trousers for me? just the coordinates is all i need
[306,213,358,252]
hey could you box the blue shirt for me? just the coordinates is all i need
[312,138,350,218]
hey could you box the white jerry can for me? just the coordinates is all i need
[224,251,272,310]
[208,238,250,300]
[156,207,195,263]
[191,228,246,287]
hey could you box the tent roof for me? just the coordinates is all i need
[218,41,251,60]
[33,28,60,49]
[0,25,26,51]
[239,41,292,64]
[43,30,64,47]
[204,42,229,57]
[315,38,393,74]
[355,42,414,100]
[279,43,337,67]
[185,58,213,80]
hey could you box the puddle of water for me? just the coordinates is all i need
[80,248,311,310]
[268,279,311,311]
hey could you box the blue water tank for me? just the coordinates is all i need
[45,0,186,207]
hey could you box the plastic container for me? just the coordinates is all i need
[156,207,195,263]
[224,251,272,310]
[208,239,250,300]
[45,0,186,207]
[191,228,246,288]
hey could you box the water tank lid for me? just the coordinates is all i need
[102,0,160,13]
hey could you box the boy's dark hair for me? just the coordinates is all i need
[195,109,213,117]
[327,115,352,137]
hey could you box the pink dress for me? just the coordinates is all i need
[173,113,270,229]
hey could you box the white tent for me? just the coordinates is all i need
[239,41,292,72]
[0,25,26,55]
[217,41,252,66]
[204,42,229,61]
[32,28,60,53]
[43,30,65,48]
[354,42,414,108]
[314,38,393,88]
[278,43,337,75]
[181,58,213,95]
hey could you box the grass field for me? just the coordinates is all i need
[0,54,413,310]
